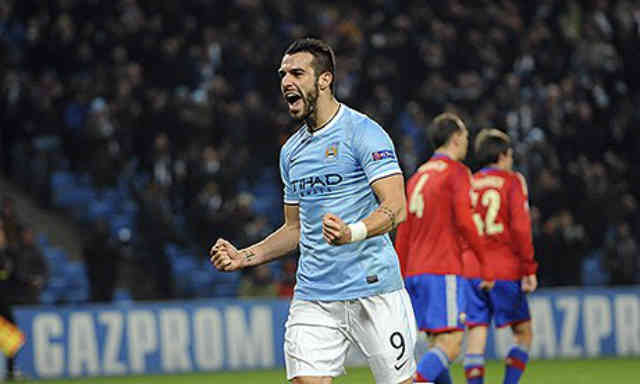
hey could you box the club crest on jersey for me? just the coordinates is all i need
[372,149,395,161]
[325,142,339,161]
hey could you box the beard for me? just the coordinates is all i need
[293,81,319,123]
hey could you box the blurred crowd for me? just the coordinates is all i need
[1,0,640,302]
[1,196,47,329]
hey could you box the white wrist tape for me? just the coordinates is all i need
[348,221,368,243]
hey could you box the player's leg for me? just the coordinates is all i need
[417,329,463,384]
[407,274,466,384]
[511,319,533,347]
[502,320,532,384]
[284,300,350,384]
[464,326,488,384]
[490,280,532,384]
[291,377,332,384]
[348,289,417,384]
[463,278,492,384]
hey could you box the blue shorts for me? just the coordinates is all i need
[404,274,467,334]
[466,278,531,328]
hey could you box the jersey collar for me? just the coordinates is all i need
[302,103,344,139]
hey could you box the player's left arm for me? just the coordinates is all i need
[510,173,538,291]
[368,173,408,233]
[323,174,406,245]
[323,119,406,245]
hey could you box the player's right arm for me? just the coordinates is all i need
[510,173,538,292]
[210,204,300,271]
[211,143,301,272]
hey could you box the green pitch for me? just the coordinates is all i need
[24,358,639,384]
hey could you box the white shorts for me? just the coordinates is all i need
[284,289,417,383]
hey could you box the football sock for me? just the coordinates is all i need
[415,347,450,383]
[435,368,453,384]
[503,343,529,384]
[463,353,485,384]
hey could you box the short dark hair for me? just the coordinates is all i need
[284,38,336,91]
[474,129,511,167]
[427,112,465,149]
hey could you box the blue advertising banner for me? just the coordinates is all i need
[481,287,640,360]
[6,287,640,379]
[12,299,290,379]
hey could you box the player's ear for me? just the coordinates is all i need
[451,130,462,146]
[499,148,511,162]
[318,71,332,91]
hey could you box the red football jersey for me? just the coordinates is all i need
[462,168,538,280]
[395,154,492,279]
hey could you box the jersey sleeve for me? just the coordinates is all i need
[510,173,537,275]
[279,145,299,205]
[452,166,493,280]
[352,119,402,183]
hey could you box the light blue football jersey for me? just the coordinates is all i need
[279,103,405,301]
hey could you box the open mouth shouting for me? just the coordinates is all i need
[284,90,304,114]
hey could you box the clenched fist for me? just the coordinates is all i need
[322,213,351,245]
[209,238,243,272]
